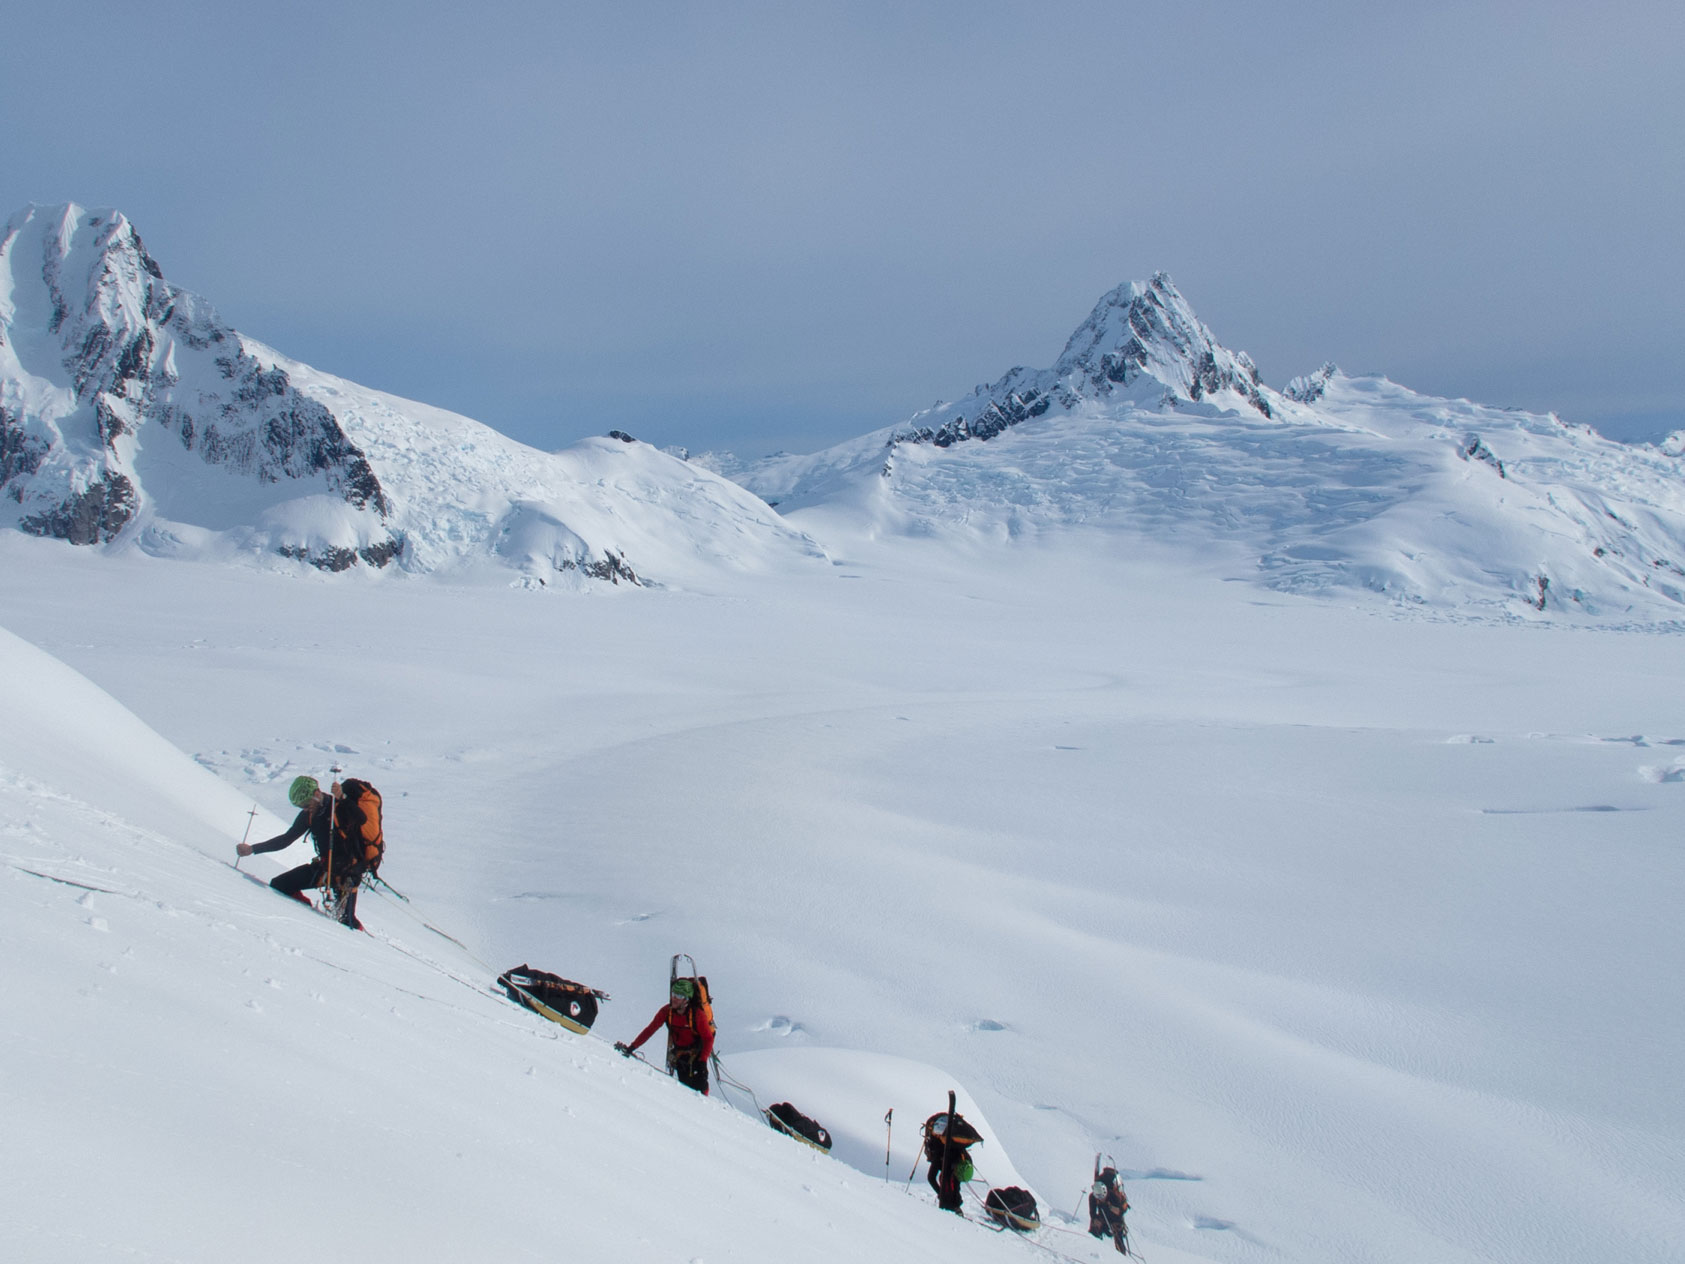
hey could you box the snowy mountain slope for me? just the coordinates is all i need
[0,619,1086,1264]
[731,278,1685,621]
[5,534,1683,1264]
[0,203,823,585]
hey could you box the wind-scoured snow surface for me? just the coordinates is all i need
[731,278,1685,623]
[3,532,1682,1263]
[0,202,823,585]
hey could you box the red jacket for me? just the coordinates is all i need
[627,1000,714,1060]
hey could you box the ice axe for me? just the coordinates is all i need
[235,802,257,870]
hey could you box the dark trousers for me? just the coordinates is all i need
[671,1051,709,1095]
[927,1155,964,1212]
[271,859,361,927]
[1089,1197,1127,1251]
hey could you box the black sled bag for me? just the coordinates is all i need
[765,1101,833,1152]
[984,1186,1040,1232]
[498,964,609,1033]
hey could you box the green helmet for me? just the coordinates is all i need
[670,978,696,1000]
[287,775,320,808]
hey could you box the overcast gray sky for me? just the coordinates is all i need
[4,1,1680,455]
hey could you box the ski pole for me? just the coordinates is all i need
[322,767,339,904]
[883,1108,893,1183]
[905,1116,924,1184]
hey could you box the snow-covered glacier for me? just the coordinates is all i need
[730,275,1685,621]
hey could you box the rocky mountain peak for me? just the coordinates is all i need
[891,274,1276,450]
[3,204,824,584]
[1051,272,1273,416]
[2,203,391,559]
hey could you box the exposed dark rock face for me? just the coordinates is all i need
[1052,274,1274,417]
[276,534,408,571]
[1284,363,1338,405]
[1,406,49,489]
[898,389,1053,448]
[20,473,137,544]
[893,274,1276,451]
[1,204,394,560]
[358,537,404,568]
[576,550,639,585]
[1461,435,1506,478]
[202,345,389,512]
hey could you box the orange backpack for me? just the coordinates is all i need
[670,954,716,1048]
[334,779,384,871]
[696,976,716,1034]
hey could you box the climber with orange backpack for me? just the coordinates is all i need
[238,774,384,929]
[615,957,716,1094]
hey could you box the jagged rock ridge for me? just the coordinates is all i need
[0,203,823,584]
[1,205,395,567]
[891,273,1274,450]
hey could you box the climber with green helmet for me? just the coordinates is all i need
[237,774,364,929]
[615,975,716,1094]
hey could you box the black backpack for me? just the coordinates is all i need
[333,779,384,873]
[921,1110,983,1161]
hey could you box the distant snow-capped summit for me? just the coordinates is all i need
[892,273,1275,450]
[731,279,1685,622]
[1047,272,1275,416]
[0,203,822,584]
[1,204,383,551]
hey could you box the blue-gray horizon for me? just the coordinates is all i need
[4,1,1680,458]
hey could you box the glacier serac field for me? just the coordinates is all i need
[3,524,1682,1264]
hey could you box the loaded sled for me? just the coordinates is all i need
[498,964,609,1034]
[764,1101,833,1153]
[983,1186,1040,1232]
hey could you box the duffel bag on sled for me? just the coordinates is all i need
[984,1186,1040,1232]
[765,1101,833,1153]
[498,964,609,1033]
